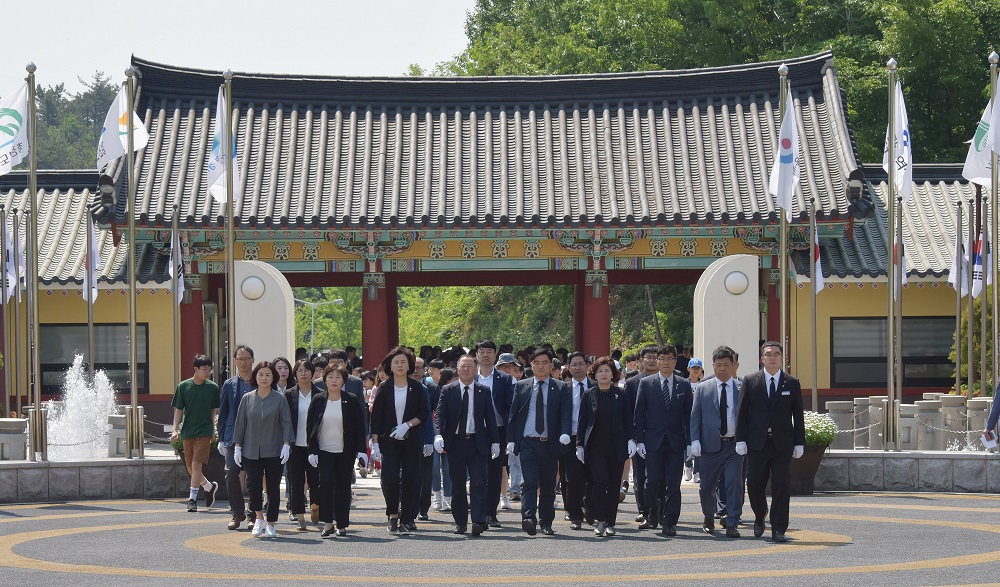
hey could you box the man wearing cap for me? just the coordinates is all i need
[683,357,705,482]
[496,352,524,503]
[476,340,516,527]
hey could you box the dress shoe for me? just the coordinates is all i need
[227,512,246,530]
[634,514,646,524]
[471,523,485,536]
[715,511,725,520]
[401,521,417,532]
[726,526,741,538]
[772,532,788,543]
[638,518,659,530]
[417,512,429,521]
[522,518,537,536]
[388,518,399,534]
[660,525,676,537]
[594,521,606,536]
[564,513,571,521]
[336,528,347,537]
[541,525,555,535]
[702,517,714,533]
[604,526,616,536]
[753,520,765,538]
[453,525,467,534]
[488,516,502,528]
[570,520,582,530]
[322,524,335,537]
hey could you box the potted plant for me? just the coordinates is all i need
[789,410,836,495]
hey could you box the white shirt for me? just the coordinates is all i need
[295,389,311,447]
[318,400,344,453]
[523,377,549,438]
[456,382,476,435]
[477,369,503,429]
[716,377,737,438]
[571,378,587,435]
[394,385,408,427]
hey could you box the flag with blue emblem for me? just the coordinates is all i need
[882,80,913,201]
[768,87,799,222]
[206,87,241,204]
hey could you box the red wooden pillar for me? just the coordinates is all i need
[577,272,611,358]
[180,283,205,367]
[362,273,390,370]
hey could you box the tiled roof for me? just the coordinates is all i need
[0,171,169,285]
[97,51,871,229]
[792,164,977,280]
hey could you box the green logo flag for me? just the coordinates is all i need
[962,99,992,188]
[0,82,29,177]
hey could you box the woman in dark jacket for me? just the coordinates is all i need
[369,345,429,534]
[285,359,322,530]
[576,356,636,537]
[306,362,367,537]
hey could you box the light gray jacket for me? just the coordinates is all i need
[233,389,293,459]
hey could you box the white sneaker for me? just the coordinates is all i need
[251,519,265,537]
[500,494,511,510]
[693,473,700,483]
[264,524,277,538]
[440,497,452,512]
[432,491,442,511]
[684,466,693,482]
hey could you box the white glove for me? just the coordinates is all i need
[371,442,382,462]
[636,443,646,458]
[233,446,242,467]
[433,435,445,454]
[423,443,433,457]
[690,440,702,458]
[792,445,804,459]
[735,441,747,456]
[308,454,319,468]
[627,439,637,458]
[218,443,227,457]
[357,452,368,468]
[279,444,291,465]
[491,443,501,459]
[576,446,585,463]
[506,442,515,455]
[389,422,410,440]
[559,434,571,445]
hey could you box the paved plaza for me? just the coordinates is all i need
[0,475,998,587]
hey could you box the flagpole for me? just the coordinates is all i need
[778,64,789,371]
[885,59,897,451]
[125,67,142,459]
[990,51,998,393]
[894,196,904,449]
[968,196,976,397]
[24,63,45,461]
[1,205,9,418]
[980,190,988,393]
[12,210,22,417]
[224,71,236,379]
[86,213,95,381]
[956,202,963,395]
[809,198,818,411]
[172,205,181,389]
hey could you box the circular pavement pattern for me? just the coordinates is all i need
[1,477,999,587]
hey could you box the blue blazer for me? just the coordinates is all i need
[634,373,692,452]
[690,378,741,453]
[507,377,571,457]
[435,380,499,456]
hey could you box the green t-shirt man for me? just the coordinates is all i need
[171,378,221,439]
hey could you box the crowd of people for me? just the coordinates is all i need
[169,338,806,541]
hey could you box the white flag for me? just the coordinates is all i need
[81,216,103,305]
[0,83,30,177]
[991,90,1000,156]
[813,228,824,294]
[971,230,992,299]
[882,79,913,201]
[3,221,17,302]
[206,87,241,204]
[893,232,908,300]
[768,87,799,222]
[948,235,970,297]
[169,224,185,305]
[96,85,149,170]
[962,99,992,188]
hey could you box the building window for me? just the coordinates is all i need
[830,317,954,388]
[40,324,149,394]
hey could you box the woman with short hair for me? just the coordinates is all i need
[285,359,322,529]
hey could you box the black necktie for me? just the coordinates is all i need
[720,382,728,436]
[458,385,470,436]
[661,377,671,408]
[535,380,546,434]
[769,377,776,400]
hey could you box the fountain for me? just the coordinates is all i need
[45,354,121,460]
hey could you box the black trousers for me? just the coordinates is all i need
[244,456,283,523]
[286,444,318,514]
[519,438,559,526]
[224,445,245,516]
[380,438,421,523]
[318,450,355,528]
[447,435,489,526]
[558,435,586,521]
[419,451,433,515]
[485,427,508,519]
[746,437,793,534]
[587,453,626,526]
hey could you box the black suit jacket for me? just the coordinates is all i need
[577,386,634,462]
[507,377,571,457]
[284,383,323,444]
[435,380,499,455]
[313,374,369,437]
[633,373,692,452]
[480,368,515,428]
[305,390,366,457]
[370,378,429,450]
[735,370,805,451]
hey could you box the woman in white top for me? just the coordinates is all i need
[284,359,321,530]
[273,357,292,392]
[306,363,368,536]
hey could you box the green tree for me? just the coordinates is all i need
[293,287,362,355]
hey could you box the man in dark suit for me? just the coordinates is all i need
[561,351,591,529]
[506,347,572,536]
[475,340,516,528]
[623,345,660,524]
[689,345,743,537]
[434,354,500,536]
[735,341,805,543]
[633,345,692,536]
